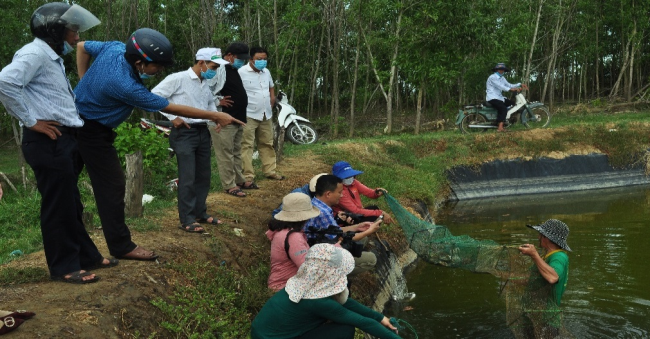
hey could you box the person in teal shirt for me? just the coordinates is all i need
[519,219,571,337]
[251,244,400,339]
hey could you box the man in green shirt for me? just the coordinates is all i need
[519,219,571,337]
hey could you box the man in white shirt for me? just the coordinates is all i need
[152,47,229,233]
[485,63,527,132]
[239,47,285,183]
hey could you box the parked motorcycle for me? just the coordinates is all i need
[274,91,318,144]
[455,93,551,133]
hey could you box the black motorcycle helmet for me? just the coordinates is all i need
[125,28,174,67]
[30,2,71,51]
[30,3,100,54]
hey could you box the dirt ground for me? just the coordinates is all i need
[0,154,329,339]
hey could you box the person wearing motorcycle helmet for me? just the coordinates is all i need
[0,3,109,284]
[72,29,244,261]
[485,63,528,132]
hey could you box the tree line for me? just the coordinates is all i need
[1,0,649,138]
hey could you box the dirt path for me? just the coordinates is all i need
[0,154,328,338]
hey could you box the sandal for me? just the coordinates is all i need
[237,181,260,189]
[85,258,119,271]
[178,223,205,233]
[51,270,100,284]
[225,188,246,197]
[0,316,25,335]
[265,173,285,180]
[196,216,223,225]
[0,310,35,320]
[117,246,159,261]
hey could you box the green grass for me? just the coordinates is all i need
[151,259,271,339]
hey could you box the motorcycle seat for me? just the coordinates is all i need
[483,101,493,108]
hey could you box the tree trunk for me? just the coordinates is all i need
[349,29,361,138]
[524,0,545,86]
[415,78,424,135]
[124,151,144,218]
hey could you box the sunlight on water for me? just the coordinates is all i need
[390,186,650,339]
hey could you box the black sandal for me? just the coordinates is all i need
[196,216,223,225]
[225,188,247,197]
[85,258,119,270]
[178,223,205,233]
[237,181,260,189]
[51,271,100,284]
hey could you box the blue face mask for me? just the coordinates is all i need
[232,59,246,69]
[62,41,74,55]
[254,60,267,71]
[201,63,217,80]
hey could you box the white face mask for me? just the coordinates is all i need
[342,177,354,186]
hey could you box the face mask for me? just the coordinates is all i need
[201,63,217,79]
[62,41,74,55]
[342,177,354,186]
[495,71,504,78]
[254,60,267,71]
[138,64,155,80]
[232,59,246,69]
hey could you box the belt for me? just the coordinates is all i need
[23,125,77,135]
[189,123,208,127]
[55,125,78,134]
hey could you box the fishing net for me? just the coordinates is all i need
[384,194,572,338]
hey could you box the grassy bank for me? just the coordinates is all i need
[1,109,649,337]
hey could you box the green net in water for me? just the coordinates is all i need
[384,194,572,338]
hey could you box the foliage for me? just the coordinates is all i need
[0,267,49,285]
[113,123,177,196]
[151,260,271,339]
[0,188,43,265]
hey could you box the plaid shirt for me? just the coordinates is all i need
[303,197,339,240]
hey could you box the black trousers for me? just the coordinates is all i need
[489,98,515,123]
[169,125,212,225]
[22,128,102,277]
[76,119,137,257]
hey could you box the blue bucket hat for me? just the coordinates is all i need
[332,161,363,179]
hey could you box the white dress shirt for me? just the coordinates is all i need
[0,38,82,128]
[238,64,274,121]
[485,72,521,102]
[152,68,216,124]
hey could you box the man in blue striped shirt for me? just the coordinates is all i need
[0,3,108,284]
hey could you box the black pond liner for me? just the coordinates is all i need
[447,153,650,201]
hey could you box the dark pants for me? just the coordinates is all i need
[169,124,212,225]
[76,119,137,257]
[298,322,355,339]
[22,128,102,277]
[489,98,515,123]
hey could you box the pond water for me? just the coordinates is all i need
[387,186,650,339]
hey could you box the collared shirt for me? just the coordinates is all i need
[0,39,82,128]
[238,63,274,121]
[74,41,169,128]
[303,197,339,240]
[152,68,216,124]
[485,72,521,102]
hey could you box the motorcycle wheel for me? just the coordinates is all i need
[460,113,489,134]
[287,122,318,145]
[523,106,551,128]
